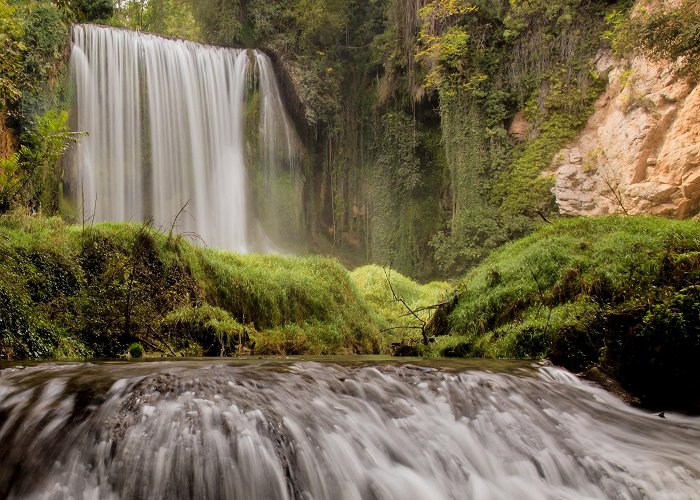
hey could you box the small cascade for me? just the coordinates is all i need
[68,25,302,252]
[0,361,699,499]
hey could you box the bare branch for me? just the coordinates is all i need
[384,266,429,345]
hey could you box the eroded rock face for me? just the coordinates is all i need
[548,3,700,218]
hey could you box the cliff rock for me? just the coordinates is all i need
[548,2,699,218]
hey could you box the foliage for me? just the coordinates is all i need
[434,216,700,410]
[1,110,81,213]
[21,1,66,84]
[351,264,451,349]
[0,1,67,118]
[0,1,75,217]
[0,214,382,359]
[127,341,144,358]
[369,111,445,277]
[110,0,200,41]
[0,0,26,108]
[409,0,616,276]
[613,0,700,80]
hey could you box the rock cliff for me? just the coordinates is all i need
[549,1,699,218]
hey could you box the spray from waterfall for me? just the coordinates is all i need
[68,24,302,252]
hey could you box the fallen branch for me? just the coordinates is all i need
[384,266,429,345]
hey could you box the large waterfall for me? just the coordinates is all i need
[68,25,302,252]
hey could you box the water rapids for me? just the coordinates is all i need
[0,360,698,499]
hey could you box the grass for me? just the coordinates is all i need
[0,211,381,359]
[431,215,700,410]
[350,264,451,351]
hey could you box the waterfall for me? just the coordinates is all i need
[1,360,699,499]
[68,25,302,252]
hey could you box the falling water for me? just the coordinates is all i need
[0,360,698,499]
[68,25,301,252]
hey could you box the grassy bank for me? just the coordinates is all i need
[431,216,700,410]
[3,212,698,410]
[351,265,451,353]
[0,213,381,359]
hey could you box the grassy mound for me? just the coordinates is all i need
[350,265,451,352]
[434,216,700,410]
[0,213,380,359]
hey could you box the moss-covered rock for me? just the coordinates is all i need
[433,215,700,411]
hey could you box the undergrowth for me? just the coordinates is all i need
[0,212,381,359]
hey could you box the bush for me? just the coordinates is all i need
[127,342,144,358]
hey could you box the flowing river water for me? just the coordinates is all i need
[0,359,698,499]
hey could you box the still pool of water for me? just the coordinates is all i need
[1,358,698,499]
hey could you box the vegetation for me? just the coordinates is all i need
[107,0,200,41]
[0,0,76,214]
[0,213,381,359]
[431,216,700,410]
[180,0,624,278]
[610,0,699,80]
[127,341,144,358]
[0,0,653,280]
[351,264,451,351]
[2,1,698,412]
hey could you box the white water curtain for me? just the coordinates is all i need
[70,25,300,252]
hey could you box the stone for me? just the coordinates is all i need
[507,111,530,142]
[548,1,699,219]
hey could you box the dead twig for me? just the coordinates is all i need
[384,266,429,345]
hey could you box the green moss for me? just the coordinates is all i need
[350,264,451,349]
[0,213,381,360]
[435,216,700,409]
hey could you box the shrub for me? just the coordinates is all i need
[127,342,144,358]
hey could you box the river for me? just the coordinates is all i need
[0,359,698,499]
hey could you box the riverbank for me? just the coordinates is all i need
[0,212,386,359]
[429,216,700,411]
[1,213,698,411]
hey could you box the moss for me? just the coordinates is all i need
[434,215,700,410]
[0,213,382,360]
[350,264,451,350]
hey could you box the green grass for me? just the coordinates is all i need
[350,264,451,351]
[0,211,381,359]
[432,215,700,410]
[3,212,697,410]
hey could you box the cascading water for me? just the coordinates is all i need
[0,360,698,499]
[68,25,302,252]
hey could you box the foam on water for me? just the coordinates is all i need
[0,361,698,499]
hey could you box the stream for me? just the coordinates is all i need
[0,359,698,499]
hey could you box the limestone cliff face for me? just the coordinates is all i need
[549,2,700,218]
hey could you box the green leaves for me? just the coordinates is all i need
[1,109,83,213]
[0,0,26,108]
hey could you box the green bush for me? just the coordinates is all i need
[127,342,144,358]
